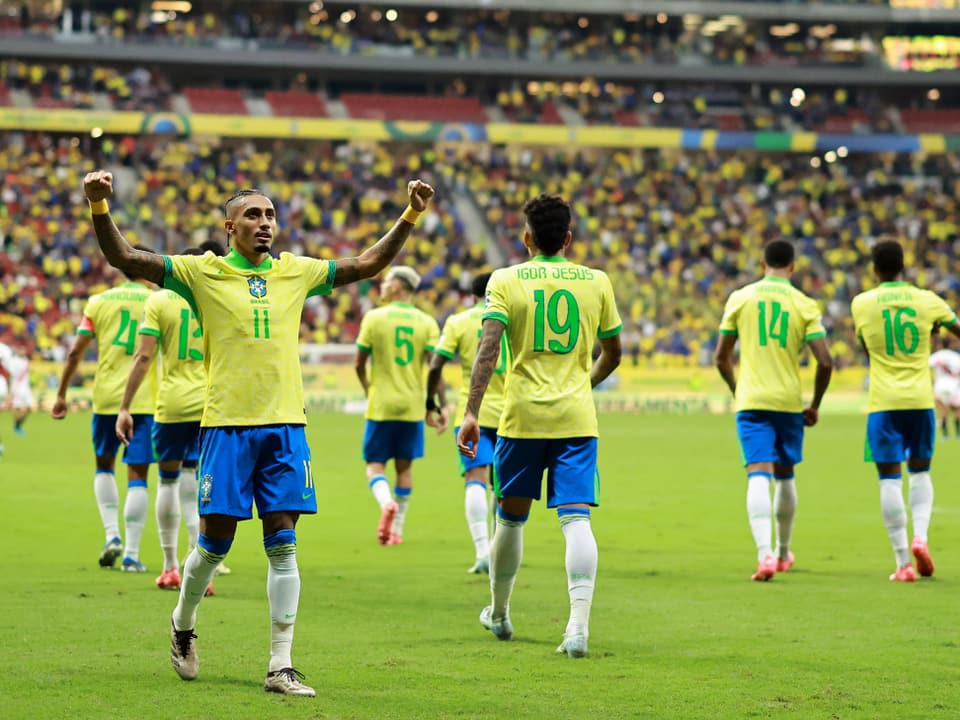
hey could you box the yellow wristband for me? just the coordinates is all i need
[89,199,109,215]
[401,205,421,225]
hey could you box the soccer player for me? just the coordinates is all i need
[83,169,434,695]
[457,194,622,659]
[355,266,441,546]
[116,243,227,594]
[0,342,34,436]
[851,239,960,582]
[427,272,506,573]
[714,240,833,582]
[929,337,960,438]
[51,259,158,573]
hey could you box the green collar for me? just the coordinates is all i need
[532,254,567,263]
[225,248,273,271]
[762,275,791,284]
[879,281,909,288]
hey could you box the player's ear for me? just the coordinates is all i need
[224,220,234,236]
[563,231,572,251]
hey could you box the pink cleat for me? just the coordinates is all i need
[889,565,917,582]
[911,538,935,577]
[156,568,182,590]
[387,534,403,545]
[776,552,795,573]
[378,502,398,545]
[751,555,778,582]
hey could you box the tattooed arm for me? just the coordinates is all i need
[83,171,166,285]
[332,180,435,288]
[457,319,504,457]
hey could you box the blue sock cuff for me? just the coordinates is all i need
[464,480,486,489]
[127,479,148,489]
[395,486,412,498]
[198,533,233,556]
[497,507,529,524]
[159,469,180,481]
[182,461,198,469]
[774,474,795,481]
[747,472,773,480]
[264,529,297,550]
[558,507,591,524]
[879,473,903,481]
[368,474,388,489]
[96,469,115,476]
[909,466,931,474]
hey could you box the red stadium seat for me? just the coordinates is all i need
[183,87,248,115]
[265,90,327,118]
[340,93,487,122]
[0,82,10,107]
[900,109,960,133]
[538,101,564,125]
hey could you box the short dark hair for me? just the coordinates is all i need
[763,240,795,269]
[872,239,905,278]
[522,194,571,256]
[181,247,205,256]
[471,272,493,298]
[122,245,156,280]
[198,239,227,256]
[224,188,265,218]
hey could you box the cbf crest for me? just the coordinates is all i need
[200,474,213,504]
[248,276,267,299]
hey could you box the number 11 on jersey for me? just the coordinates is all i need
[253,309,271,339]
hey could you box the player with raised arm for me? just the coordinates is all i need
[851,239,960,582]
[116,243,227,595]
[929,337,960,439]
[355,266,441,545]
[427,272,506,573]
[714,240,833,582]
[51,257,158,572]
[82,169,433,696]
[457,194,622,658]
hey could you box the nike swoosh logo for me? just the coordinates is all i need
[302,493,313,501]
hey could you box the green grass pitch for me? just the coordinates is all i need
[3,411,959,719]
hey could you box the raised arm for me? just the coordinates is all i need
[83,171,166,285]
[457,319,504,457]
[591,335,622,388]
[51,333,94,419]
[332,180,434,288]
[714,333,738,396]
[115,334,158,445]
[803,336,834,427]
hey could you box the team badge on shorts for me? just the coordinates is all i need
[248,276,267,299]
[200,474,213,504]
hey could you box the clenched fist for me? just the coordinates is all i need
[83,170,114,202]
[407,180,435,212]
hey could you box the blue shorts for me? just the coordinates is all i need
[153,421,201,463]
[363,420,425,463]
[92,413,155,465]
[865,409,936,464]
[493,436,599,508]
[456,425,498,475]
[197,425,316,519]
[735,410,804,467]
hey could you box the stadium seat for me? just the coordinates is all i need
[900,109,960,133]
[340,93,487,122]
[265,91,327,118]
[182,87,248,115]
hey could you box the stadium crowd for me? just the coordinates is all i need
[3,130,960,372]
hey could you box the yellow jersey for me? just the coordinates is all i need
[435,304,508,429]
[163,249,335,427]
[356,301,440,422]
[718,276,826,413]
[78,282,157,415]
[483,255,622,439]
[140,289,206,423]
[851,281,958,412]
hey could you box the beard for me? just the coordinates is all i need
[254,242,270,253]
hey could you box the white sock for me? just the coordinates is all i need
[392,488,411,538]
[94,471,120,542]
[266,530,300,672]
[465,482,490,560]
[746,472,773,562]
[123,484,149,561]
[179,467,200,550]
[156,481,180,571]
[490,515,525,620]
[173,536,230,631]
[880,477,911,567]
[908,471,934,543]
[560,514,597,639]
[773,477,798,559]
[369,475,393,509]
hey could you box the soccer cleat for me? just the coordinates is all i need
[556,634,589,658]
[479,605,513,641]
[98,537,123,568]
[121,557,149,573]
[751,555,778,582]
[467,557,490,574]
[377,501,398,545]
[13,427,25,437]
[776,551,795,573]
[204,583,215,597]
[889,565,917,582]
[387,534,403,545]
[156,568,182,590]
[264,667,316,697]
[911,538,935,577]
[170,620,199,680]
[215,562,232,576]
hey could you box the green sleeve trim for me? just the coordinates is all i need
[718,329,738,336]
[425,344,436,353]
[597,323,622,339]
[434,348,456,360]
[307,260,336,298]
[77,329,94,337]
[945,316,959,326]
[161,256,200,318]
[805,331,827,341]
[139,328,161,337]
[356,343,371,352]
[482,311,509,327]
[163,255,173,277]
